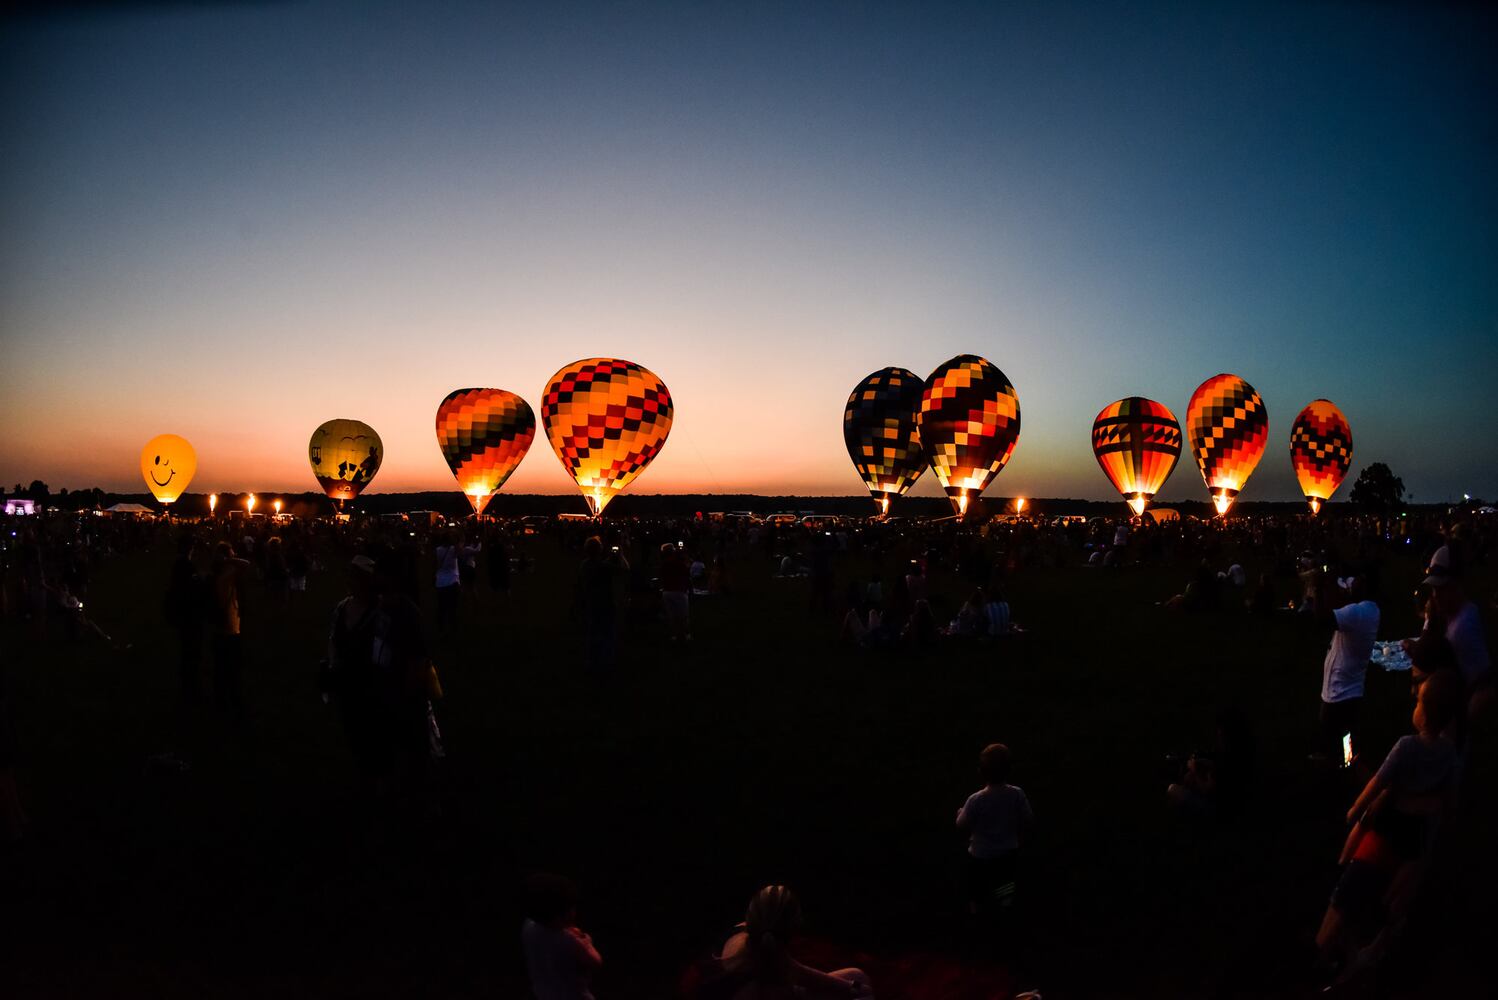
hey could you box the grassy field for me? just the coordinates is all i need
[3,524,1493,998]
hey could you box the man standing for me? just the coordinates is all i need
[1317,575,1379,762]
[210,541,253,718]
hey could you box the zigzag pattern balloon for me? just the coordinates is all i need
[1091,397,1181,516]
[1290,399,1352,515]
[1186,374,1267,516]
[436,388,535,515]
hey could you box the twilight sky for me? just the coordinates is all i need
[2,1,1495,503]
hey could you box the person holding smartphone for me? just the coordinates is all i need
[1314,574,1379,765]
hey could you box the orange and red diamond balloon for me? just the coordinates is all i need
[435,388,536,515]
[844,367,926,516]
[540,358,673,516]
[918,354,1021,517]
[1091,397,1181,516]
[1185,374,1267,516]
[1290,399,1352,515]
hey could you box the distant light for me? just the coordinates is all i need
[247,493,257,514]
[1015,497,1027,514]
[209,494,218,515]
[273,499,282,516]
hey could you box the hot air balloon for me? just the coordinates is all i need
[1185,374,1268,516]
[1290,399,1352,515]
[435,388,536,516]
[140,434,196,506]
[540,358,673,516]
[308,418,383,505]
[843,367,926,516]
[917,354,1021,517]
[1091,397,1182,516]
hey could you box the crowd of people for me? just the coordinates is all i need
[0,501,1493,996]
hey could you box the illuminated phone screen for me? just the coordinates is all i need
[1341,734,1353,767]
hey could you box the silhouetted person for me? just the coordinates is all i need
[164,533,206,704]
[521,873,602,1000]
[210,541,251,718]
[576,536,628,673]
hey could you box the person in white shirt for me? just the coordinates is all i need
[1317,576,1379,761]
[956,743,1033,919]
[1420,559,1490,688]
[521,873,602,1000]
[432,532,462,628]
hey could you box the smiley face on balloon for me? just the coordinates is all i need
[140,434,197,505]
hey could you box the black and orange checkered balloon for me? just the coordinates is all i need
[1185,373,1268,515]
[844,367,926,515]
[1290,399,1352,515]
[918,354,1021,516]
[540,358,673,516]
[1091,397,1181,516]
[435,388,536,516]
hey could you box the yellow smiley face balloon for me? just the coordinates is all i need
[140,434,197,505]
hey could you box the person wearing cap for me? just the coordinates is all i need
[1407,552,1490,692]
[1314,574,1379,763]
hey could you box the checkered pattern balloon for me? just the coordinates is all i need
[1091,397,1181,514]
[918,354,1021,516]
[541,358,673,515]
[436,388,536,515]
[1185,374,1267,514]
[308,418,383,502]
[844,367,926,513]
[1290,399,1352,514]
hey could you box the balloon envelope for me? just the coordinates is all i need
[918,354,1021,516]
[436,388,536,515]
[540,358,673,516]
[308,419,383,502]
[140,434,196,505]
[1291,399,1352,514]
[1185,374,1268,515]
[1091,397,1181,515]
[843,367,926,514]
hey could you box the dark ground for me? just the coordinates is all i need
[2,528,1494,998]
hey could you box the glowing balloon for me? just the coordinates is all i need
[540,358,673,516]
[843,367,926,516]
[308,419,383,503]
[1290,399,1352,515]
[918,354,1021,517]
[436,388,536,515]
[1185,374,1268,516]
[1091,397,1182,516]
[140,434,196,505]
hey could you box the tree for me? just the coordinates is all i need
[1349,463,1405,512]
[25,480,49,500]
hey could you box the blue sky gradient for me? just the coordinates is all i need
[2,1,1494,502]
